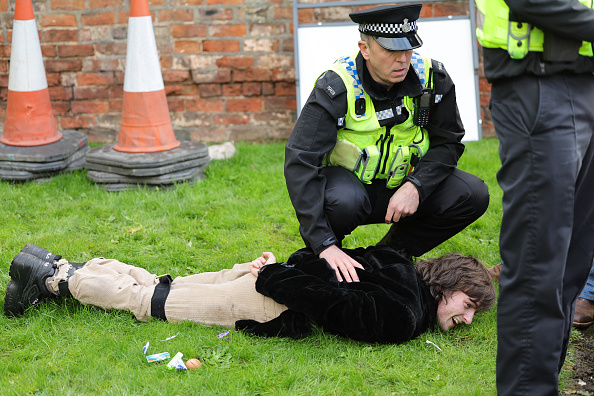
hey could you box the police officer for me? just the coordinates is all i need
[284,3,489,283]
[476,0,594,394]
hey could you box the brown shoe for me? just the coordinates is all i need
[573,297,594,329]
[487,262,503,283]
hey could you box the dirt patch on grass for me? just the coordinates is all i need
[563,326,594,395]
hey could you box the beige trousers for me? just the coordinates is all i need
[67,258,287,328]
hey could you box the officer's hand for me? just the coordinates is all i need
[319,245,364,282]
[385,181,420,223]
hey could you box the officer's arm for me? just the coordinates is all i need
[504,0,594,41]
[284,71,348,255]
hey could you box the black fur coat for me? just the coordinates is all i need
[236,245,438,344]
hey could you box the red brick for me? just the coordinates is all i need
[243,83,261,97]
[60,115,97,129]
[170,0,202,5]
[88,0,125,10]
[275,7,293,20]
[434,3,468,17]
[233,69,270,82]
[161,55,173,69]
[222,84,242,96]
[78,72,115,86]
[41,45,58,58]
[149,0,165,6]
[83,59,119,72]
[164,84,199,97]
[0,60,6,73]
[163,70,191,82]
[186,98,224,112]
[109,85,124,99]
[199,84,222,98]
[209,24,246,37]
[42,29,78,43]
[213,70,232,83]
[50,0,86,11]
[174,41,202,54]
[226,98,262,112]
[214,113,250,125]
[170,24,207,38]
[117,11,129,23]
[167,98,185,112]
[82,12,116,26]
[264,96,295,111]
[203,40,240,52]
[216,56,254,69]
[46,74,61,86]
[158,10,194,22]
[0,0,7,12]
[200,8,234,21]
[41,14,77,27]
[272,68,295,82]
[45,59,83,72]
[71,100,108,114]
[58,44,95,57]
[262,82,274,96]
[74,86,110,100]
[206,0,243,4]
[108,98,122,112]
[94,42,127,56]
[51,102,71,115]
[48,86,73,101]
[275,82,295,96]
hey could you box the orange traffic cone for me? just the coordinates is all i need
[0,0,62,146]
[113,0,180,153]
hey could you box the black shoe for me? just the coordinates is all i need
[18,244,62,264]
[4,252,56,317]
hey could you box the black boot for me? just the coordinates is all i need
[18,244,62,264]
[4,252,56,317]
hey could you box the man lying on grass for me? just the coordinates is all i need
[4,244,496,344]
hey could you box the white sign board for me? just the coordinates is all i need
[296,18,480,140]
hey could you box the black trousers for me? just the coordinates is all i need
[320,166,490,256]
[491,74,594,396]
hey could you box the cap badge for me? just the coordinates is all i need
[402,18,411,33]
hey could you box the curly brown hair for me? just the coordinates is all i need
[415,253,497,312]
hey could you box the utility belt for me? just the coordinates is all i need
[326,139,424,189]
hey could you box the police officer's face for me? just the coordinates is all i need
[358,38,412,89]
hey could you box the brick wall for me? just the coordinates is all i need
[0,0,493,144]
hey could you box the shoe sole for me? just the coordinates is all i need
[4,252,55,318]
[4,280,24,317]
[573,320,594,329]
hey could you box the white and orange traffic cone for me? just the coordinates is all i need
[113,0,180,153]
[1,0,62,146]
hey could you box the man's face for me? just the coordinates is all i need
[358,38,413,89]
[436,290,477,332]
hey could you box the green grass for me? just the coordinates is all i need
[0,138,566,394]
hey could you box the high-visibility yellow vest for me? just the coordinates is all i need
[475,0,593,59]
[322,52,432,189]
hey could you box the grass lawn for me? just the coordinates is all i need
[0,138,575,394]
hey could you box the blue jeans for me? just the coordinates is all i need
[580,262,594,301]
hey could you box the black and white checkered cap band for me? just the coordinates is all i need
[359,21,417,35]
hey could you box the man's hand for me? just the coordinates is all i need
[385,181,420,223]
[319,245,364,282]
[250,252,277,277]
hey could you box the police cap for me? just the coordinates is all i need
[349,4,423,51]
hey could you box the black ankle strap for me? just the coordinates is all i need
[151,275,172,321]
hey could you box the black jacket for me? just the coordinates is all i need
[284,51,465,254]
[236,245,438,344]
[483,0,594,82]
